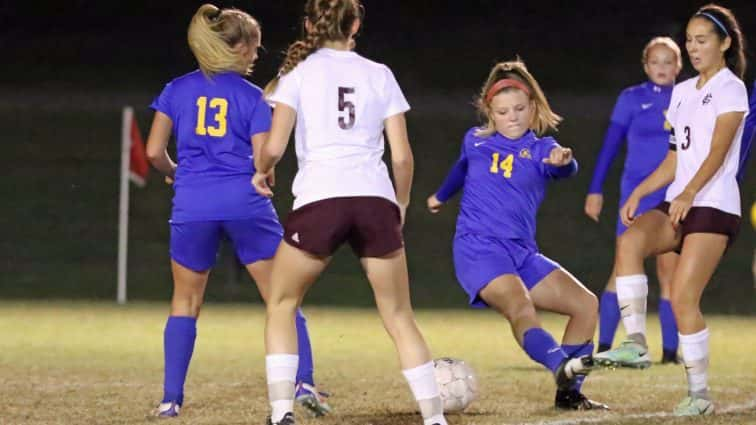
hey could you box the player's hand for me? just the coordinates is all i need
[584,194,603,222]
[619,194,641,227]
[164,176,174,185]
[427,194,443,214]
[669,189,694,228]
[542,147,573,166]
[252,171,274,197]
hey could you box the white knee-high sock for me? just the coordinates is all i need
[616,274,648,347]
[679,328,710,400]
[266,354,298,422]
[402,362,447,425]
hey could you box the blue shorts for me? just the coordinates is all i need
[169,210,283,272]
[453,233,561,308]
[617,179,668,236]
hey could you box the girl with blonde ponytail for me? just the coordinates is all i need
[145,4,329,418]
[252,1,448,424]
[427,59,608,411]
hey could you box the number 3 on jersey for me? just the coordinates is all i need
[489,152,514,178]
[195,96,228,137]
[681,125,691,150]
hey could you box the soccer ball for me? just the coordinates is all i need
[433,357,478,412]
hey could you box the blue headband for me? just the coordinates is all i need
[697,12,729,37]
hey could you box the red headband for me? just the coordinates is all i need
[485,78,531,103]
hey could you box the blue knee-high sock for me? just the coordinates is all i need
[295,309,314,386]
[598,291,620,349]
[562,342,594,392]
[522,328,567,374]
[658,299,679,352]
[163,316,197,405]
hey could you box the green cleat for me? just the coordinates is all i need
[673,396,714,416]
[295,383,332,417]
[593,340,651,369]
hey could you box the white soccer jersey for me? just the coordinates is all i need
[665,68,749,216]
[268,48,410,210]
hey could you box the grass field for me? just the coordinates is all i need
[1,302,755,425]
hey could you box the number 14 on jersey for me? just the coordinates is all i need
[490,152,514,178]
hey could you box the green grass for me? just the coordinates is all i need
[1,302,755,424]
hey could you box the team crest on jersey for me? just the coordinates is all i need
[702,93,712,105]
[519,148,531,159]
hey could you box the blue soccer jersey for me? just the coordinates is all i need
[150,70,273,222]
[437,128,577,243]
[589,82,673,193]
[738,80,755,181]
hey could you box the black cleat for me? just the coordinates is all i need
[555,355,594,390]
[266,412,295,425]
[555,389,610,410]
[661,349,681,364]
[596,343,612,353]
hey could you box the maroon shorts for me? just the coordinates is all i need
[655,202,740,249]
[282,196,403,258]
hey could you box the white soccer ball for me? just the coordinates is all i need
[433,357,478,412]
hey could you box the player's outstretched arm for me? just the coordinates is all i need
[543,146,578,179]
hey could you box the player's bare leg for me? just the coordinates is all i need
[247,259,331,417]
[362,249,447,425]
[264,242,329,425]
[670,233,726,416]
[596,210,680,368]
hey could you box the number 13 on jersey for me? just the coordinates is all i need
[490,152,514,178]
[195,96,228,137]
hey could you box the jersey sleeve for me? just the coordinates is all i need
[149,81,175,120]
[588,121,628,193]
[248,98,272,137]
[382,66,410,119]
[609,88,635,127]
[268,68,301,111]
[737,82,756,181]
[435,140,469,202]
[713,78,749,116]
[665,85,681,151]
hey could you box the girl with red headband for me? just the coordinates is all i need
[426,59,606,410]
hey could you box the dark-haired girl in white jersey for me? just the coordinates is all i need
[594,3,749,416]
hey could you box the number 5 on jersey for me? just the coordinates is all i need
[195,96,228,137]
[490,152,514,178]
[338,87,355,130]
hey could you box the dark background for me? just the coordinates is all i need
[1,0,754,312]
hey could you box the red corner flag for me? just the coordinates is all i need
[128,115,149,187]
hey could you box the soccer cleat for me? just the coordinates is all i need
[266,412,295,425]
[555,355,594,390]
[593,340,651,369]
[555,389,610,410]
[673,396,714,416]
[153,401,180,418]
[295,382,332,417]
[596,343,612,353]
[661,349,681,364]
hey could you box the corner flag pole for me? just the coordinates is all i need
[117,106,133,304]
